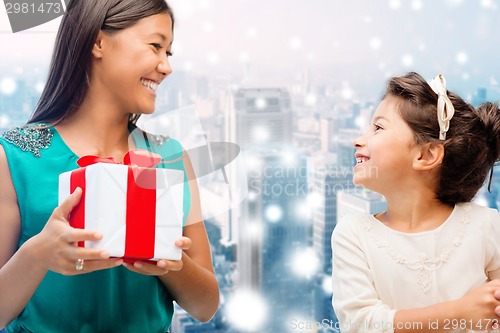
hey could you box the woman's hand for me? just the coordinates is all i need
[122,237,192,276]
[31,188,122,275]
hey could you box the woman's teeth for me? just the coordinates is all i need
[141,79,158,92]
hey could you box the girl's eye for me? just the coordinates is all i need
[373,124,383,131]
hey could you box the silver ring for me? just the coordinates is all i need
[75,259,84,271]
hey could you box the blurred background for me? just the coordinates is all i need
[1,1,499,332]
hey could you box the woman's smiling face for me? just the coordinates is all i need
[91,13,173,115]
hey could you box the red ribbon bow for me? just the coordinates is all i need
[77,149,162,168]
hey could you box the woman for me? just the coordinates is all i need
[0,0,219,332]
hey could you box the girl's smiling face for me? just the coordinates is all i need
[353,95,421,194]
[91,13,173,115]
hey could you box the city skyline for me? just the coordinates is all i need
[2,0,500,101]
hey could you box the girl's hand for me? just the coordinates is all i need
[31,188,122,275]
[495,289,500,323]
[455,279,500,330]
[122,237,192,276]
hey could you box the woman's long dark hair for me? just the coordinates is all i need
[28,0,174,125]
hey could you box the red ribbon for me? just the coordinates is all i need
[70,150,162,259]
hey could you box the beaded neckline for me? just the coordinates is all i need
[1,123,170,159]
[362,203,470,293]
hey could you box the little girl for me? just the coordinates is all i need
[332,72,500,333]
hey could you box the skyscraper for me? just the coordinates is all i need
[237,149,313,332]
[337,128,362,169]
[337,188,387,219]
[472,85,500,106]
[309,153,354,275]
[309,153,354,325]
[225,88,292,149]
[320,118,336,154]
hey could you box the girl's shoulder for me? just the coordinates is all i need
[461,203,499,241]
[332,213,373,239]
[463,202,499,223]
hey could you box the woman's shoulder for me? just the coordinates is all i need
[0,122,54,158]
[130,126,184,161]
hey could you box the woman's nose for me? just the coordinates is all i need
[157,56,173,77]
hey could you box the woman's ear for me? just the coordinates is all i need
[92,31,105,59]
[413,142,445,171]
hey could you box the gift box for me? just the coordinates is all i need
[58,150,185,261]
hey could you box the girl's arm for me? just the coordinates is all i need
[394,280,500,332]
[331,217,396,333]
[486,208,500,281]
[332,215,500,333]
[395,208,500,332]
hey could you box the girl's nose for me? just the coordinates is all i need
[353,135,365,148]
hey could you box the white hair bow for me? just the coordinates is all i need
[428,74,455,140]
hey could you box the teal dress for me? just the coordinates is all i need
[0,123,191,333]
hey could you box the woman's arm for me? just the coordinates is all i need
[0,145,120,328]
[159,150,219,321]
[159,222,219,322]
[124,150,219,322]
[0,144,45,328]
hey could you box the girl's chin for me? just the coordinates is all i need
[352,175,365,186]
[352,178,374,191]
[353,181,367,188]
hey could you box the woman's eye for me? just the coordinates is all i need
[151,43,162,50]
